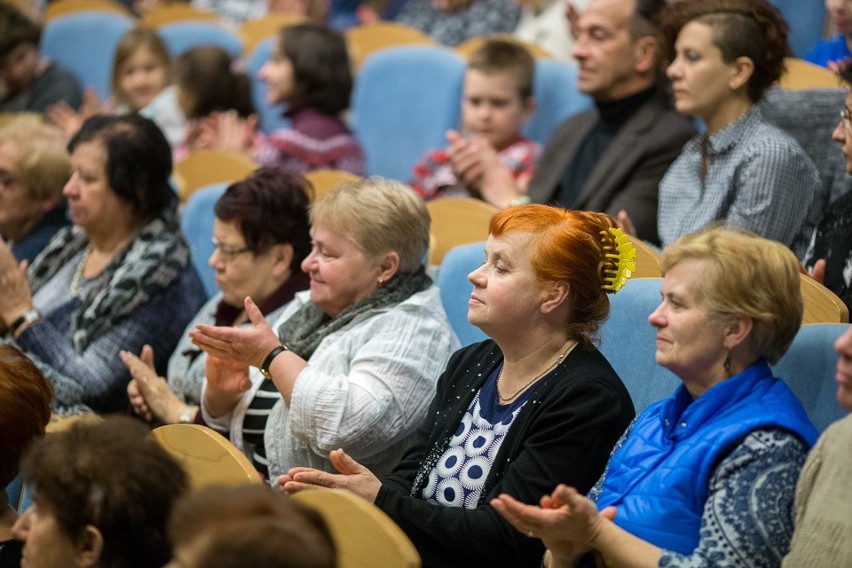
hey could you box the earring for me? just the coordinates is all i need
[377,277,384,288]
[723,353,732,375]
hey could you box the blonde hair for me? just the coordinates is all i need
[309,177,430,272]
[661,226,802,363]
[0,115,70,202]
[111,26,172,109]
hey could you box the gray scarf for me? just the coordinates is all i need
[278,267,432,359]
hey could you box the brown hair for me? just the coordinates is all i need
[467,38,535,100]
[169,484,335,568]
[660,0,789,102]
[20,416,189,568]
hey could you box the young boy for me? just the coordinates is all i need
[410,38,539,204]
[0,3,82,113]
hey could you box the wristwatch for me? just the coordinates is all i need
[10,308,40,337]
[259,344,289,379]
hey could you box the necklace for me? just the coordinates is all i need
[69,245,92,297]
[497,340,577,404]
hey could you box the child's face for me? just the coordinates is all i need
[461,69,533,152]
[119,46,169,110]
[258,45,295,105]
[1,43,39,95]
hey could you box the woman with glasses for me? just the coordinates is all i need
[122,166,312,426]
[188,178,459,481]
[0,114,205,414]
[0,115,70,263]
[652,0,819,256]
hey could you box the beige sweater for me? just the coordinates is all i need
[783,413,852,567]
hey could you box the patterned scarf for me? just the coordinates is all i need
[277,267,432,359]
[28,207,192,351]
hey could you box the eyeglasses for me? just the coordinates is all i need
[841,107,852,131]
[211,238,252,260]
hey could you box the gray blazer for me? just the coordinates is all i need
[528,90,696,244]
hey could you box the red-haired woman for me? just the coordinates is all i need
[0,345,52,568]
[278,205,636,568]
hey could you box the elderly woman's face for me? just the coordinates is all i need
[12,496,83,568]
[301,224,384,318]
[0,142,46,241]
[648,259,729,388]
[63,140,131,235]
[209,218,288,308]
[467,232,545,338]
[666,21,746,124]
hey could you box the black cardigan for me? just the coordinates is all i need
[375,340,635,568]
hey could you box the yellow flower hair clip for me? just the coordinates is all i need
[600,227,636,293]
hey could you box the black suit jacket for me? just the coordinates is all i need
[528,90,696,244]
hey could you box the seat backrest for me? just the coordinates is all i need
[771,323,849,432]
[140,3,221,27]
[455,33,553,61]
[292,489,421,568]
[768,0,827,58]
[148,424,262,488]
[523,59,592,146]
[761,87,852,236]
[801,273,850,324]
[350,45,466,181]
[181,182,229,298]
[245,37,291,134]
[599,277,680,415]
[426,197,496,266]
[40,11,134,100]
[345,21,436,71]
[778,58,842,90]
[303,169,361,201]
[44,0,131,21]
[174,150,257,202]
[626,234,662,278]
[158,20,243,59]
[238,12,307,56]
[437,241,488,347]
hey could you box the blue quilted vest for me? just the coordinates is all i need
[595,361,818,555]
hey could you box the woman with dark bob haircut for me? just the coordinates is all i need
[12,416,189,568]
[122,167,312,426]
[652,0,819,255]
[0,114,206,414]
[215,22,365,176]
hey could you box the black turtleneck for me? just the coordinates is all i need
[554,86,657,208]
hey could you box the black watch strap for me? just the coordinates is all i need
[259,345,288,378]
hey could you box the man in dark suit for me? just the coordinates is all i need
[468,0,696,245]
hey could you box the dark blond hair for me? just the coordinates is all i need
[661,226,802,364]
[310,177,430,273]
[0,115,70,202]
